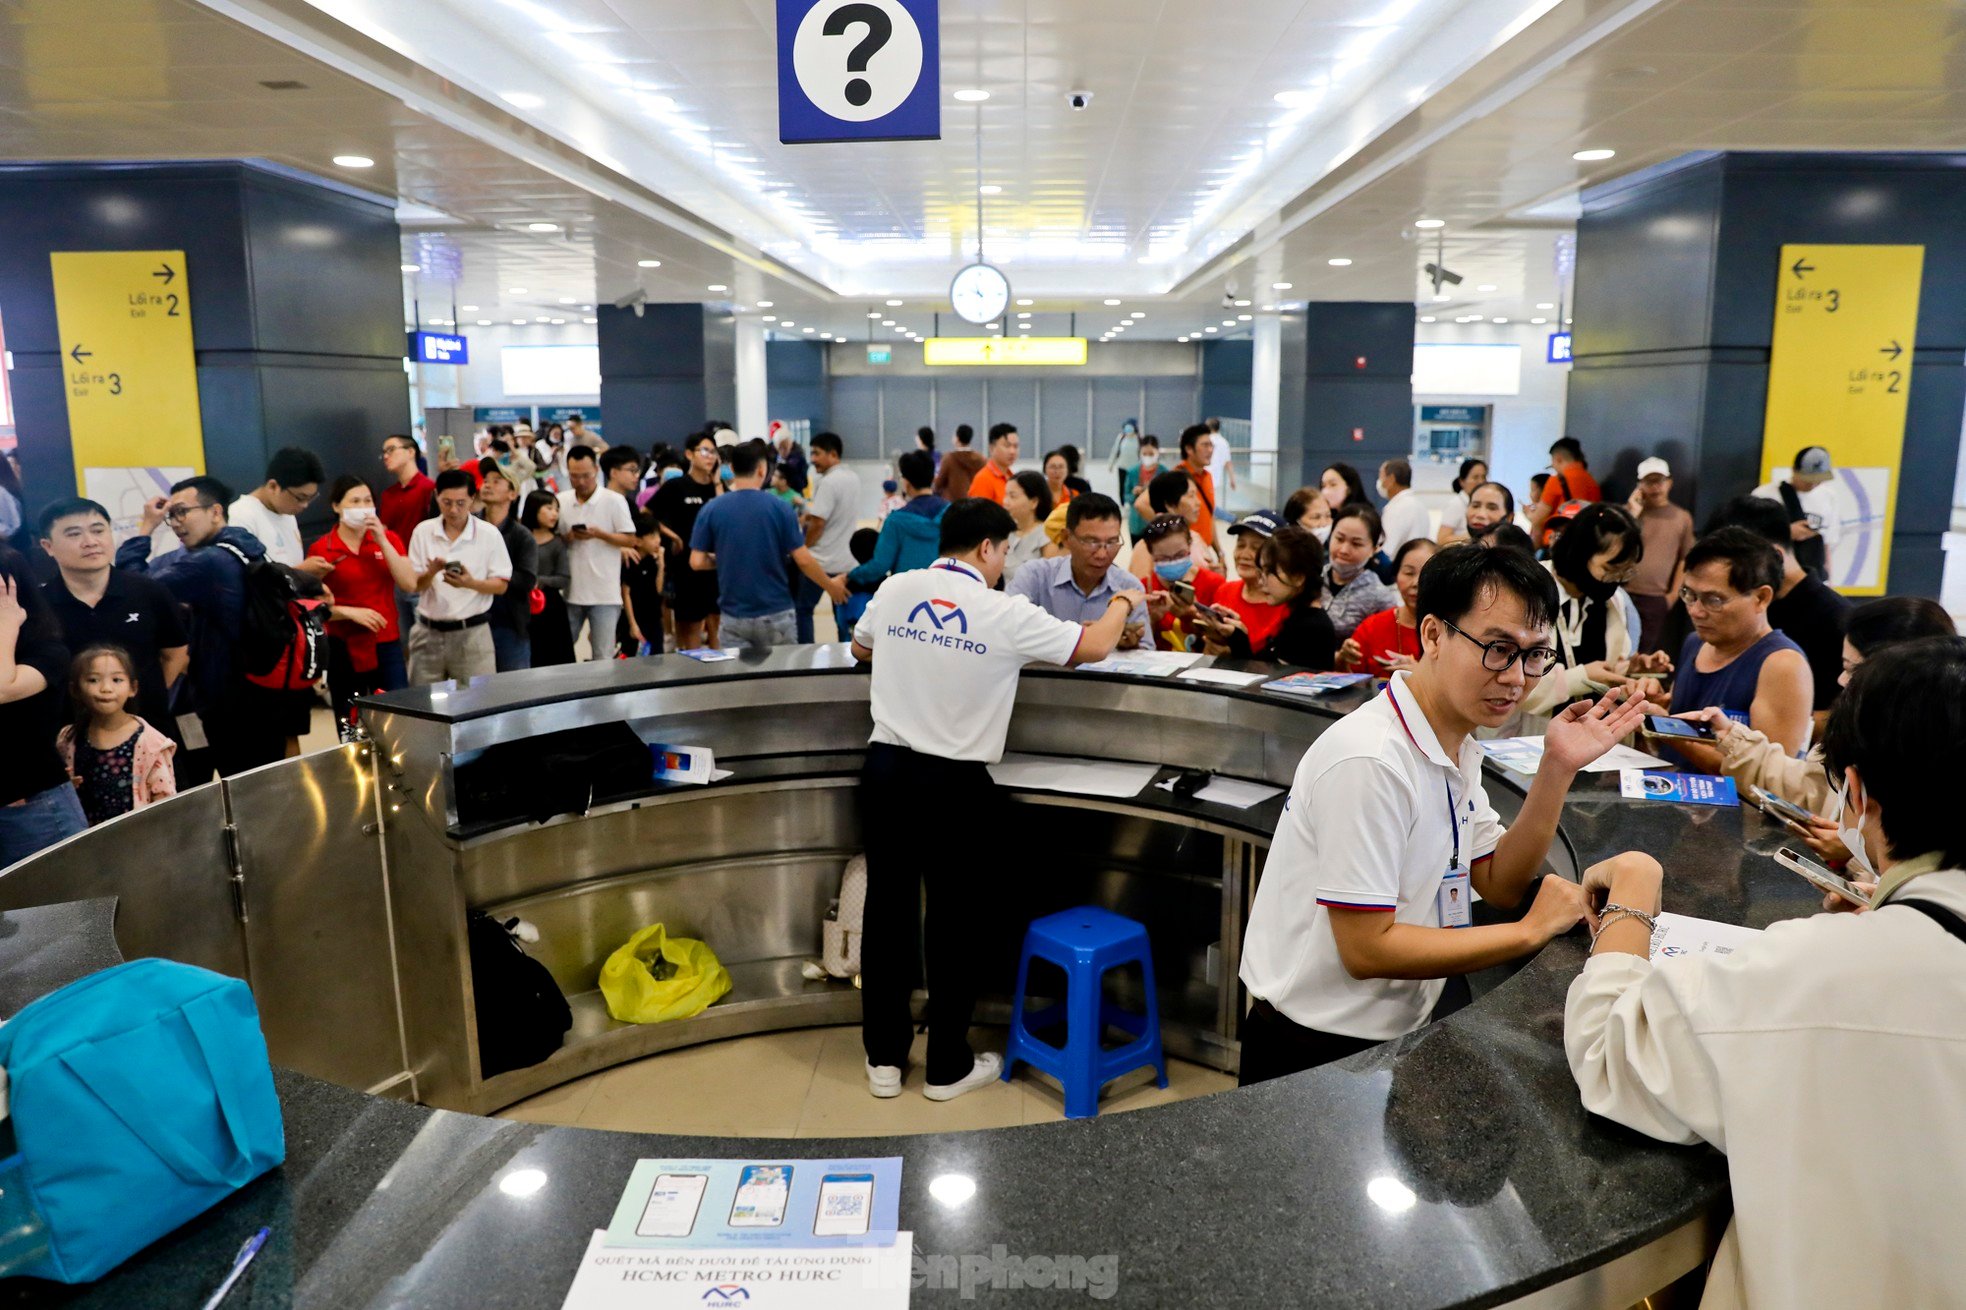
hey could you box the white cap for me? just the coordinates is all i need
[1636,457,1671,479]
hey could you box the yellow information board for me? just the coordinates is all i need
[923,337,1088,367]
[1761,243,1923,595]
[49,250,204,488]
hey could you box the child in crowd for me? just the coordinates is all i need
[836,529,881,632]
[56,645,176,825]
[878,479,906,521]
[769,464,808,513]
[619,511,667,657]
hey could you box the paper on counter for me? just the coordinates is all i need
[1476,737,1669,776]
[1174,667,1272,688]
[561,1229,913,1309]
[1075,650,1202,677]
[1650,912,1762,962]
[989,753,1160,799]
[1192,777,1285,809]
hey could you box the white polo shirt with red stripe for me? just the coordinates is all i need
[854,558,1087,764]
[1240,670,1505,1041]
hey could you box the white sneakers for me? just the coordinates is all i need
[923,1052,1003,1102]
[866,1051,1005,1102]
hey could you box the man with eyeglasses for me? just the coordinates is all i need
[1239,544,1648,1084]
[226,447,323,569]
[118,476,287,778]
[1005,493,1148,650]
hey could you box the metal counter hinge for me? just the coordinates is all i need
[222,822,247,922]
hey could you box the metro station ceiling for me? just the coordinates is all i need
[2,0,1965,343]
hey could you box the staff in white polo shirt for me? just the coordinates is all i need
[1239,544,1648,1084]
[851,498,1146,1104]
[406,469,512,684]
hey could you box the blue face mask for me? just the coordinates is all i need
[661,467,683,482]
[719,467,734,484]
[1153,557,1194,583]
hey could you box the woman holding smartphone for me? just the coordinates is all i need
[1566,635,1966,1309]
[1339,537,1437,675]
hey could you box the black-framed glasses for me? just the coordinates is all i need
[1439,617,1558,677]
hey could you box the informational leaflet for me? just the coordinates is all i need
[988,753,1159,799]
[1173,666,1271,688]
[1261,672,1373,697]
[560,1230,913,1310]
[1477,738,1668,776]
[1075,650,1201,677]
[1619,770,1740,807]
[679,648,739,662]
[1191,777,1285,809]
[1650,912,1762,962]
[605,1158,903,1250]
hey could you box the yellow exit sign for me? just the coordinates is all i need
[923,336,1088,366]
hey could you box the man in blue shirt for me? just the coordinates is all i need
[690,442,847,649]
[1005,494,1147,649]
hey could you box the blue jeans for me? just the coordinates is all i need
[566,603,621,661]
[794,574,822,644]
[0,783,88,870]
[491,624,532,672]
[722,610,797,650]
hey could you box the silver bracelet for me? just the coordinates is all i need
[1591,904,1658,951]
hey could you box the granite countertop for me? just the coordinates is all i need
[5,684,1813,1309]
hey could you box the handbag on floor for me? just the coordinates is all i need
[0,959,285,1283]
[822,855,867,980]
[468,911,572,1077]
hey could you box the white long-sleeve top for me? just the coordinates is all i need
[1564,869,1966,1309]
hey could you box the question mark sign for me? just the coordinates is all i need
[822,3,892,107]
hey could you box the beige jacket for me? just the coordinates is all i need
[1717,725,1832,815]
[1566,868,1966,1308]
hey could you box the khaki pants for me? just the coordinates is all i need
[407,621,496,685]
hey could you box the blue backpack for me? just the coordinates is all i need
[0,959,286,1283]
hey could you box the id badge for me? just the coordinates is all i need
[1437,869,1472,928]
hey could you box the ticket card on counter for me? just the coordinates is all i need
[562,1229,913,1309]
[1618,770,1740,807]
[605,1158,903,1250]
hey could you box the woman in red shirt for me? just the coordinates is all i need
[1340,537,1439,676]
[308,476,421,737]
[1042,450,1077,514]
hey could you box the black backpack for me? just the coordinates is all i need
[467,910,572,1078]
[213,541,329,689]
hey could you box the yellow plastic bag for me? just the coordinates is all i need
[599,924,733,1024]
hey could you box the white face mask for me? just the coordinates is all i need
[1314,525,1332,546]
[1829,774,1878,880]
[341,507,376,529]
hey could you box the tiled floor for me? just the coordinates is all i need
[498,1025,1237,1137]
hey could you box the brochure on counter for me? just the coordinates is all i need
[1619,770,1740,807]
[1650,912,1762,961]
[1075,650,1201,677]
[1477,737,1668,776]
[561,1229,913,1309]
[606,1158,903,1250]
[1261,671,1374,697]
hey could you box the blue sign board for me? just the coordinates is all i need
[408,330,469,365]
[1546,331,1573,364]
[473,407,531,425]
[540,405,602,438]
[777,0,939,144]
[1419,405,1484,424]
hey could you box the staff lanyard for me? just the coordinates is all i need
[1444,777,1462,872]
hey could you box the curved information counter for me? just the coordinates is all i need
[0,647,1826,1307]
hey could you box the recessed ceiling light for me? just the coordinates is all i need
[582,316,597,324]
[978,185,1002,195]
[526,222,559,232]
[477,319,492,326]
[1104,299,1122,306]
[558,297,575,304]
[1130,312,1146,319]
[508,287,528,294]
[708,284,727,292]
[1493,316,1509,323]
[400,264,420,274]
[1272,282,1293,291]
[1414,218,1445,229]
[882,320,895,326]
[885,298,904,306]
[1222,319,1236,326]
[1177,335,1189,342]
[1477,284,1497,292]
[763,315,777,322]
[1531,317,1547,324]
[460,305,477,311]
[1016,312,1031,319]
[1016,298,1033,306]
[534,316,550,323]
[1573,148,1616,161]
[1327,257,1353,267]
[868,312,882,319]
[333,155,375,168]
[1273,90,1318,108]
[636,259,662,268]
[756,300,773,308]
[500,91,544,109]
[1237,314,1252,321]
[953,89,990,102]
[1234,299,1252,307]
[1204,326,1218,333]
[551,318,566,324]
[1433,293,1452,302]
[1420,316,1437,323]
[1536,302,1554,310]
[1019,323,1031,330]
[512,319,526,325]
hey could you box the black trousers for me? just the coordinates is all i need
[859,742,994,1085]
[1238,974,1474,1087]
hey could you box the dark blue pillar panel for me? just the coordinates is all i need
[597,304,737,440]
[766,341,829,433]
[0,161,408,527]
[1199,339,1253,422]
[1289,303,1415,490]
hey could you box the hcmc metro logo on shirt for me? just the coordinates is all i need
[890,597,989,654]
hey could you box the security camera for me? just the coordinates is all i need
[614,287,648,317]
[1067,91,1093,111]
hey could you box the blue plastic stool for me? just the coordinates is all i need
[1002,906,1168,1118]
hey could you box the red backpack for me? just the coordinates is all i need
[213,542,330,690]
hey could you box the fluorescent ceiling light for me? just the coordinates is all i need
[881,320,895,326]
[333,155,374,168]
[526,222,559,232]
[477,319,492,326]
[400,263,420,273]
[1327,257,1352,266]
[886,299,904,306]
[1104,299,1122,306]
[763,316,776,322]
[1414,218,1445,229]
[1238,314,1252,321]
[1531,317,1547,324]
[1573,148,1616,161]
[461,305,478,311]
[1477,283,1497,291]
[500,91,544,109]
[756,300,773,308]
[953,89,990,102]
[508,286,528,294]
[1234,299,1252,307]
[636,259,661,268]
[708,285,728,292]
[868,312,882,319]
[1536,302,1554,310]
[1272,282,1293,290]
[1016,299,1033,306]
[583,316,597,324]
[558,297,575,304]
[979,185,1002,195]
[1420,316,1436,323]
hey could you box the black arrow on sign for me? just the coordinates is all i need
[69,343,91,364]
[1791,257,1816,280]
[152,263,175,285]
[1880,340,1904,361]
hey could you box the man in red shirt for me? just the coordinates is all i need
[378,434,435,639]
[1527,436,1600,545]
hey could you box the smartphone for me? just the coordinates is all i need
[813,1172,875,1237]
[1775,846,1871,907]
[443,560,464,576]
[1641,714,1714,741]
[570,522,592,536]
[728,1164,792,1228]
[636,1172,708,1238]
[1747,785,1816,829]
[1169,578,1196,602]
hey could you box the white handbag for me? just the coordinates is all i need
[821,855,867,980]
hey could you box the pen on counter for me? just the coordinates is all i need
[200,1227,270,1310]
